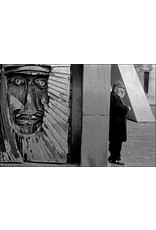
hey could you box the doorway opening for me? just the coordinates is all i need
[144,71,149,94]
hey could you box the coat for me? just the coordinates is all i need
[109,91,129,142]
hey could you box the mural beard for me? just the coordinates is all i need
[14,130,64,163]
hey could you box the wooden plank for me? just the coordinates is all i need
[48,79,70,91]
[38,138,52,161]
[47,101,69,122]
[48,92,69,107]
[35,139,47,162]
[48,87,69,102]
[38,137,62,163]
[42,124,65,155]
[48,83,70,96]
[39,138,54,162]
[45,111,68,141]
[41,133,66,162]
[43,117,68,153]
[45,106,69,131]
[45,106,69,132]
[53,73,70,80]
[49,75,70,85]
[52,67,70,74]
[40,137,62,162]
[49,98,70,116]
[41,132,55,151]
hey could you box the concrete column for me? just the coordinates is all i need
[81,65,111,166]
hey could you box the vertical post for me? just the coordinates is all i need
[0,65,6,156]
[69,64,83,163]
[81,65,111,166]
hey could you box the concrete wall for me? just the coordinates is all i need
[81,65,111,166]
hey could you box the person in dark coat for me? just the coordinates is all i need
[108,80,131,165]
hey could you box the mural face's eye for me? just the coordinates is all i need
[35,79,47,88]
[14,78,25,86]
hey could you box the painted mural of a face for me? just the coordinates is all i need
[1,64,70,163]
[5,65,50,135]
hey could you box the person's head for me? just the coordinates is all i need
[4,65,51,135]
[112,80,126,99]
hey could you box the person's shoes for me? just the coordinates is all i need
[114,160,125,165]
[108,158,125,165]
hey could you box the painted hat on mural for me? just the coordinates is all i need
[2,64,51,75]
[112,80,125,91]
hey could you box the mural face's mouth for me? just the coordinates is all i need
[15,113,43,125]
[11,108,45,134]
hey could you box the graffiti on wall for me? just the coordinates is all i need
[0,64,71,163]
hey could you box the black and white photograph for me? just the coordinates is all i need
[1,1,155,230]
[0,64,155,167]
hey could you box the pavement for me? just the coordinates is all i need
[108,105,156,167]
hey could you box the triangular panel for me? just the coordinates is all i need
[111,64,155,122]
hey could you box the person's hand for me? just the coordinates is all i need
[128,106,131,111]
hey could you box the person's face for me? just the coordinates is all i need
[115,87,125,99]
[7,73,49,134]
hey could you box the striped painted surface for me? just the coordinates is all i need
[42,64,71,163]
